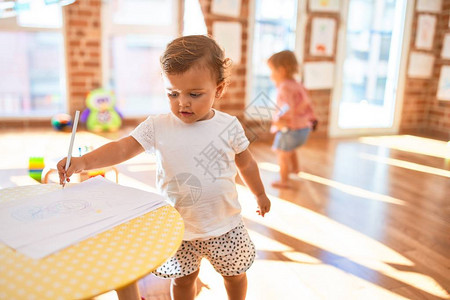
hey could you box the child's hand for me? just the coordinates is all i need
[312,119,318,131]
[270,121,289,133]
[270,125,278,134]
[256,194,271,217]
[57,156,86,185]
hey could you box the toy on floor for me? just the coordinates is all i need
[29,157,45,182]
[80,89,122,132]
[51,113,72,131]
[80,169,106,182]
[77,146,106,180]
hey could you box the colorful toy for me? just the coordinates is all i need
[51,113,72,131]
[86,170,106,179]
[77,145,119,182]
[29,157,45,182]
[80,89,122,132]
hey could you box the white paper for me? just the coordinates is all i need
[437,66,450,101]
[17,204,157,258]
[416,0,442,12]
[303,61,334,90]
[407,52,435,79]
[211,0,241,17]
[441,34,450,59]
[213,21,242,64]
[415,14,436,50]
[0,177,167,258]
[310,17,336,56]
[309,0,340,12]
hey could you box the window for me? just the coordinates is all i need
[250,0,298,103]
[102,0,179,117]
[183,0,207,36]
[0,3,65,117]
[337,0,405,129]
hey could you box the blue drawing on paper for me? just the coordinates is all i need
[12,200,91,222]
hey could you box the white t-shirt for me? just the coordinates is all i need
[130,109,250,240]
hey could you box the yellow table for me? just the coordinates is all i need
[0,184,184,300]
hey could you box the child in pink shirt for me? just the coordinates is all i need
[268,50,317,188]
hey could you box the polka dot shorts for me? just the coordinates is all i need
[153,221,255,278]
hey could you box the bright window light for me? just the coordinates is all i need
[183,0,207,36]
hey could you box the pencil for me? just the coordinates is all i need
[63,110,80,187]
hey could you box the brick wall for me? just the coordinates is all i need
[60,0,449,138]
[199,0,249,120]
[425,2,450,137]
[400,1,450,138]
[199,0,335,137]
[303,10,340,136]
[196,2,336,137]
[63,0,102,115]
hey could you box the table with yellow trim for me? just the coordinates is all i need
[0,183,184,300]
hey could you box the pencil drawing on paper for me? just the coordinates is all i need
[11,200,91,222]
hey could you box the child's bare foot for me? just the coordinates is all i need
[271,180,293,189]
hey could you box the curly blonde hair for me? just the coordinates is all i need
[268,50,299,77]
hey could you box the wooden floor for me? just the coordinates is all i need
[0,129,449,300]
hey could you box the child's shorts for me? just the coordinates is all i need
[272,127,311,151]
[153,221,255,278]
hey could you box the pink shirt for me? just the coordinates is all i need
[273,79,316,130]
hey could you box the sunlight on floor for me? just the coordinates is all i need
[247,229,293,253]
[250,260,411,300]
[195,259,228,300]
[258,162,406,205]
[236,185,450,298]
[9,175,40,187]
[0,130,114,171]
[238,185,412,265]
[359,152,450,178]
[359,135,450,159]
[297,172,406,206]
[116,172,158,193]
[92,290,118,300]
[2,131,449,299]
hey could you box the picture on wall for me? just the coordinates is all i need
[211,0,241,17]
[415,14,436,50]
[303,61,334,90]
[407,52,435,79]
[437,66,450,101]
[416,0,442,13]
[310,17,336,57]
[212,21,242,64]
[309,0,340,12]
[441,34,450,59]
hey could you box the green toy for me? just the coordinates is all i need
[29,157,45,182]
[80,89,122,132]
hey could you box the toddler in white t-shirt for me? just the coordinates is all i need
[57,35,271,300]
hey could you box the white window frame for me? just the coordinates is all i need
[0,13,67,119]
[247,0,414,137]
[245,0,308,111]
[328,0,414,137]
[101,0,182,118]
